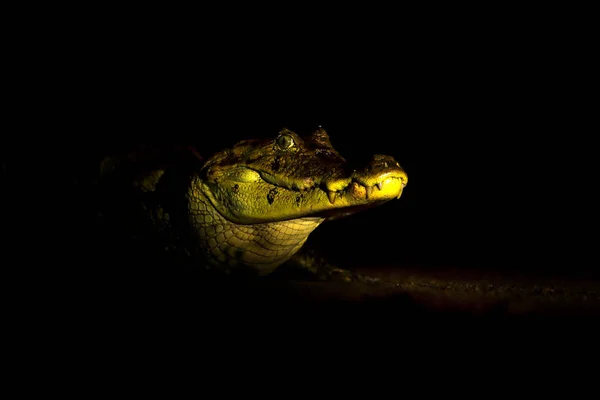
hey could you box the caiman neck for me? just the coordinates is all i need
[187,175,325,274]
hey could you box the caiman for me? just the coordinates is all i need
[90,128,599,317]
[96,127,408,278]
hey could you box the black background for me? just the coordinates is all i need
[40,43,586,280]
[10,13,595,310]
[5,5,600,372]
[58,76,589,280]
[54,56,587,280]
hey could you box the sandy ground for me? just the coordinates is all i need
[72,253,600,330]
[225,265,600,319]
[352,265,600,317]
[60,262,599,354]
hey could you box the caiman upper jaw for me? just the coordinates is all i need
[197,138,408,224]
[255,170,316,191]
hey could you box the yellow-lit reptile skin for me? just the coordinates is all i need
[188,180,324,274]
[101,127,407,276]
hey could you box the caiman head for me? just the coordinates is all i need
[196,127,408,224]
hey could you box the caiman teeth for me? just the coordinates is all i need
[365,183,382,199]
[327,190,337,205]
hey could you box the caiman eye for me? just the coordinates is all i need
[276,134,295,150]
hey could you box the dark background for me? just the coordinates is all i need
[45,45,589,282]
[5,5,598,365]
[9,13,595,313]
[61,81,589,281]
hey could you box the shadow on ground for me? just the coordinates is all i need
[73,261,600,333]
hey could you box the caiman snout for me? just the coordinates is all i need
[321,154,407,204]
[348,154,407,187]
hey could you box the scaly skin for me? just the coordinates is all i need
[102,127,408,276]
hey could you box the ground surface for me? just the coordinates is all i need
[353,266,600,318]
[127,263,600,323]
